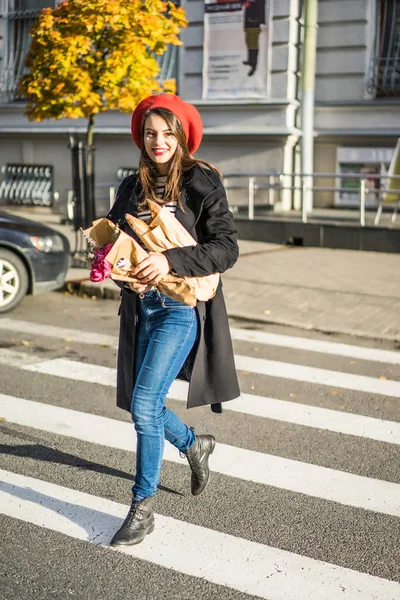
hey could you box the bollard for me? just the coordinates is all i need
[359,179,366,227]
[248,176,255,220]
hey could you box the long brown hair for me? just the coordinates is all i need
[138,107,220,211]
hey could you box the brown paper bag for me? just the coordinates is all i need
[158,275,197,306]
[100,222,197,303]
[147,201,197,248]
[105,230,148,282]
[125,211,219,303]
[81,218,118,247]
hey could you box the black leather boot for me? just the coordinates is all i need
[110,495,155,546]
[185,434,216,496]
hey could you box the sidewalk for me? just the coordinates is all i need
[4,206,400,343]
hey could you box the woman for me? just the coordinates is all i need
[107,94,240,547]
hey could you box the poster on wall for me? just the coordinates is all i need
[202,0,271,100]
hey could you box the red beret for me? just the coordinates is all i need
[131,94,203,155]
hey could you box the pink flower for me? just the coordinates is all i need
[90,244,113,282]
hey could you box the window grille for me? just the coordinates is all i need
[367,0,400,97]
[0,0,180,104]
[0,2,46,103]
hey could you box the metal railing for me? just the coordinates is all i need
[51,171,400,228]
[223,172,282,220]
[221,171,400,226]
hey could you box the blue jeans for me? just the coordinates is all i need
[131,289,198,499]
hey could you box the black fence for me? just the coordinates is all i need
[117,167,137,181]
[0,163,54,206]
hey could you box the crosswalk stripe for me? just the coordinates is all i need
[0,350,397,444]
[170,380,400,445]
[19,350,400,399]
[1,318,399,364]
[235,354,400,397]
[230,328,400,364]
[0,318,118,348]
[1,394,399,517]
[0,347,44,368]
[1,469,399,600]
[24,357,117,386]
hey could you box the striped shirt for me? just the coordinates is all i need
[137,176,177,222]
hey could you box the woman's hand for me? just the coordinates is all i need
[131,252,171,285]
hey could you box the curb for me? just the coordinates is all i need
[226,312,400,346]
[64,279,121,300]
[64,279,400,346]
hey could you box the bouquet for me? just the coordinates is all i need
[125,200,219,302]
[82,204,220,306]
[81,218,145,284]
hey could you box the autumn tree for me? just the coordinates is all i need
[19,0,187,222]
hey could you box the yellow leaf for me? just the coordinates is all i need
[19,0,187,122]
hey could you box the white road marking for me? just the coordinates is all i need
[1,318,399,364]
[24,357,117,387]
[0,350,397,444]
[19,351,400,398]
[169,381,400,445]
[0,318,118,348]
[0,347,43,368]
[230,327,400,364]
[1,469,399,600]
[235,354,400,397]
[1,394,399,517]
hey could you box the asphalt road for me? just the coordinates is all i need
[0,291,399,600]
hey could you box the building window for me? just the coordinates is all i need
[0,1,50,103]
[367,0,400,97]
[0,1,180,105]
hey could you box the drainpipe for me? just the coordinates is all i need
[300,0,318,213]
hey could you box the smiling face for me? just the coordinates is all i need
[143,113,179,173]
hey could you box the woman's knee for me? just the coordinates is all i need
[131,402,163,432]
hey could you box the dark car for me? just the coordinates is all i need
[0,211,71,313]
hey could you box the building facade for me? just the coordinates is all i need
[0,0,399,215]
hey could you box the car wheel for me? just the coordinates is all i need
[0,249,29,313]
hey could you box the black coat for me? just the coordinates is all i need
[107,164,240,413]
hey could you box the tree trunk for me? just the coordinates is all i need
[84,114,96,225]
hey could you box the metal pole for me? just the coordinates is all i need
[67,190,74,222]
[78,142,86,227]
[300,0,318,213]
[85,144,96,225]
[360,179,366,227]
[248,176,255,219]
[302,179,308,223]
[69,134,83,232]
[267,175,272,206]
[374,202,382,226]
[109,186,115,209]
